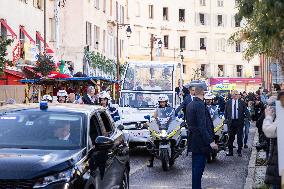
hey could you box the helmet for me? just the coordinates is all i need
[42,94,52,102]
[204,92,215,100]
[98,91,111,100]
[57,90,68,97]
[158,94,169,102]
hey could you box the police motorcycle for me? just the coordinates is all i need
[146,95,187,171]
[204,92,228,162]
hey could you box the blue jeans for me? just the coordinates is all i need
[192,153,206,189]
[243,120,250,145]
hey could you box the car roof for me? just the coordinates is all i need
[0,103,103,114]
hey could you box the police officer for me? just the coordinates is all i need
[57,90,68,103]
[98,91,119,120]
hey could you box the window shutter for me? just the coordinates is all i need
[207,14,211,26]
[216,39,219,51]
[195,13,199,26]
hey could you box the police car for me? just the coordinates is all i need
[0,103,130,189]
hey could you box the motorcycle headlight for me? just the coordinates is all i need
[33,169,73,188]
[160,130,168,138]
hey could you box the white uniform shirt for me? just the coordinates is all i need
[232,99,239,119]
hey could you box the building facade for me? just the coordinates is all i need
[126,0,260,89]
[48,0,128,76]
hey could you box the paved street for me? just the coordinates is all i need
[129,127,256,189]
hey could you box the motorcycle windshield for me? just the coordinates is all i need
[156,107,175,130]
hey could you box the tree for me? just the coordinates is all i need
[230,0,284,72]
[192,68,207,81]
[0,37,13,76]
[34,54,56,77]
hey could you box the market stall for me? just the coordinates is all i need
[20,76,119,103]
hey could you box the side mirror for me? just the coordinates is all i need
[117,124,124,131]
[144,115,151,122]
[95,136,114,151]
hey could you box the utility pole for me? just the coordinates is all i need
[44,0,47,54]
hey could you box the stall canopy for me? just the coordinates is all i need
[20,26,35,44]
[209,78,262,85]
[0,19,17,39]
[20,76,119,84]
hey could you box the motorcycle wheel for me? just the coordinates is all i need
[169,159,175,167]
[160,149,169,171]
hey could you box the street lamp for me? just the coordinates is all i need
[126,25,132,38]
[116,23,131,82]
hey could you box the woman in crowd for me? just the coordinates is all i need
[262,91,284,189]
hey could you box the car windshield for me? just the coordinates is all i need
[0,111,84,150]
[120,92,174,108]
[122,63,174,91]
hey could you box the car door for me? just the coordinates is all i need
[94,110,129,189]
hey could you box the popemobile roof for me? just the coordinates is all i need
[0,103,103,114]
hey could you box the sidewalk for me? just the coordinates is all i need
[244,126,267,189]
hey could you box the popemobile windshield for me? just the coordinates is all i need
[118,61,182,148]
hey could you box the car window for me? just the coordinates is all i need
[89,115,102,145]
[98,111,114,136]
[0,111,83,150]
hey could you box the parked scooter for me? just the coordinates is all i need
[146,107,187,171]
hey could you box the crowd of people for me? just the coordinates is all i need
[176,82,284,189]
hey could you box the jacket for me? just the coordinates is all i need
[186,97,214,154]
[82,94,96,105]
[175,94,194,115]
[224,99,248,128]
[263,115,281,185]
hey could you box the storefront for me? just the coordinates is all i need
[210,78,262,93]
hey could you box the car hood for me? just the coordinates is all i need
[0,148,84,179]
[119,107,155,123]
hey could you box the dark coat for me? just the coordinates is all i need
[175,94,194,115]
[224,99,248,128]
[186,97,214,154]
[82,94,96,105]
[265,139,281,185]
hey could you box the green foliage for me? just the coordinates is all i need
[192,68,207,81]
[89,51,125,78]
[34,54,56,77]
[231,0,284,70]
[0,37,13,76]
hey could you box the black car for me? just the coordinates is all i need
[0,103,129,189]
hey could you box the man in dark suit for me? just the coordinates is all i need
[82,86,97,105]
[225,90,248,157]
[175,86,195,116]
[186,86,218,189]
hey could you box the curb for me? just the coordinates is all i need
[244,127,258,189]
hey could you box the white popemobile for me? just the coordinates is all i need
[118,61,181,148]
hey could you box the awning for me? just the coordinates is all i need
[0,19,17,39]
[36,31,54,54]
[209,78,262,85]
[20,26,35,44]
